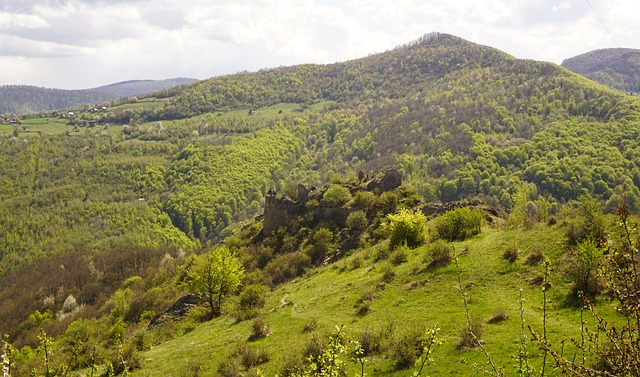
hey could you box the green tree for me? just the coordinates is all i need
[322,185,352,207]
[433,207,483,242]
[188,246,245,316]
[385,209,427,250]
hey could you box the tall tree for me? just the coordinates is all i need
[188,246,244,316]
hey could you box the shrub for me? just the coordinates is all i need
[425,240,454,268]
[302,318,319,333]
[249,317,271,341]
[353,191,376,211]
[235,344,270,369]
[385,209,427,250]
[322,185,352,207]
[354,288,378,316]
[345,210,368,233]
[217,359,242,377]
[356,328,381,356]
[565,195,606,246]
[567,238,602,297]
[238,284,269,320]
[389,245,409,266]
[487,309,509,324]
[458,316,484,350]
[302,228,335,265]
[263,252,311,287]
[391,327,425,369]
[502,247,519,263]
[380,262,396,283]
[525,250,545,265]
[433,207,483,241]
[379,192,398,215]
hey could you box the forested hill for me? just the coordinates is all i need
[91,78,198,97]
[562,48,640,93]
[0,78,197,115]
[3,32,640,374]
[0,85,119,114]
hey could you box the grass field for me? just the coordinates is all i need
[131,220,619,376]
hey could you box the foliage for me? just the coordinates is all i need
[385,208,427,250]
[187,246,244,316]
[433,207,483,241]
[566,195,607,246]
[566,238,602,297]
[321,185,352,207]
[538,208,640,375]
[425,240,454,268]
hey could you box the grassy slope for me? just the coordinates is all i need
[133,220,620,376]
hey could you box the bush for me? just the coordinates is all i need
[425,240,454,268]
[385,208,427,250]
[391,327,425,369]
[458,316,484,350]
[263,252,311,287]
[525,250,546,265]
[487,309,509,324]
[565,195,606,246]
[346,210,368,233]
[238,284,269,319]
[249,317,271,340]
[567,238,602,297]
[353,191,376,211]
[322,185,352,207]
[379,192,398,215]
[380,262,396,283]
[433,207,483,241]
[303,228,335,265]
[502,247,519,263]
[356,328,381,356]
[235,344,270,369]
[389,245,409,265]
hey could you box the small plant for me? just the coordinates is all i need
[524,250,545,265]
[356,328,381,356]
[425,239,454,268]
[487,309,510,324]
[457,315,484,350]
[389,245,409,265]
[235,344,270,369]
[302,318,319,334]
[354,289,377,316]
[250,317,271,341]
[380,262,396,283]
[390,326,426,370]
[502,247,519,263]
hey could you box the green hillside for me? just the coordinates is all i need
[1,33,640,376]
[562,48,640,93]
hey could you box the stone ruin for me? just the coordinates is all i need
[262,169,402,236]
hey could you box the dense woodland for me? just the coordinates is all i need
[1,33,640,376]
[562,47,640,93]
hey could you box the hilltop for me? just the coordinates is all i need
[1,33,640,376]
[562,47,640,93]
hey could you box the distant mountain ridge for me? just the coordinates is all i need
[561,48,640,93]
[91,78,198,97]
[0,78,198,115]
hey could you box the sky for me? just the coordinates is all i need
[0,0,638,89]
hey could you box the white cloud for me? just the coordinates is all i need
[0,0,639,89]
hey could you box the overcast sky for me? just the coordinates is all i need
[0,0,638,89]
